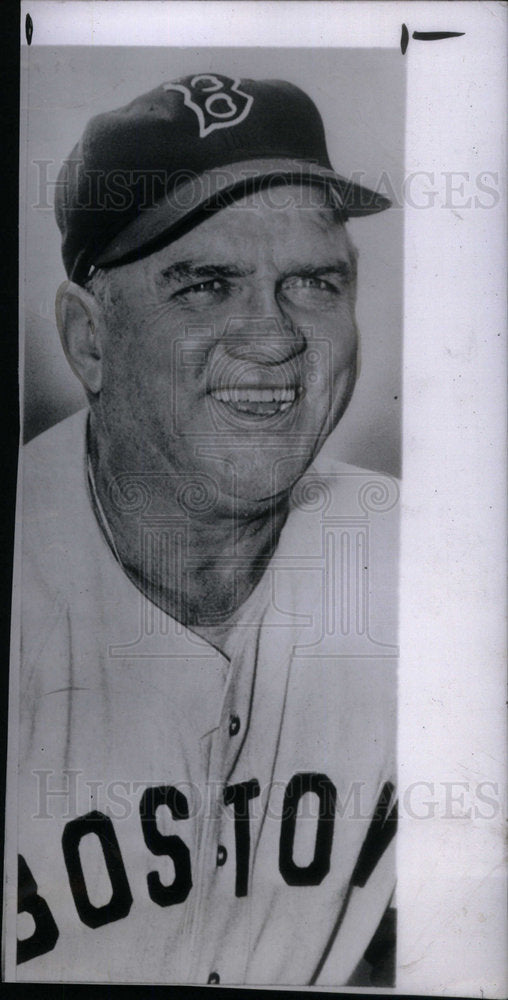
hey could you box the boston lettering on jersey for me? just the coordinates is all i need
[17,775,396,965]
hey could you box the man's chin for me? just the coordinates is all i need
[225,463,314,511]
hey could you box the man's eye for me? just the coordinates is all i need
[280,275,341,301]
[286,277,331,290]
[173,278,228,301]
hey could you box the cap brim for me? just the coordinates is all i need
[94,157,391,269]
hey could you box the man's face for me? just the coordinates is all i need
[97,185,358,513]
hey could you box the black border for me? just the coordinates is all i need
[0,0,21,987]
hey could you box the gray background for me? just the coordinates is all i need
[20,46,405,476]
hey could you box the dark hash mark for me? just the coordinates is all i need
[401,23,465,55]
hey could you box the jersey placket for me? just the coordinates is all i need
[183,635,257,984]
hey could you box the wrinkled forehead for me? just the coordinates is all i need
[142,183,354,270]
[199,179,346,231]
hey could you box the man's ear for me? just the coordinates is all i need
[55,280,106,395]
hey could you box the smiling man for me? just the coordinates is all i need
[12,75,399,986]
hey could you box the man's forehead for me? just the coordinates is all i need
[145,190,350,270]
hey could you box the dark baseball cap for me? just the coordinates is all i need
[55,73,391,285]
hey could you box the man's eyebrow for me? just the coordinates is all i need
[157,261,255,283]
[279,260,355,282]
[157,257,356,286]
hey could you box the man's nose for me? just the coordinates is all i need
[222,283,307,365]
[219,279,307,365]
[222,321,307,368]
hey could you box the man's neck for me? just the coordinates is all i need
[87,414,290,635]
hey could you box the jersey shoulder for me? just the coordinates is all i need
[18,410,97,654]
[285,452,400,555]
[22,408,89,514]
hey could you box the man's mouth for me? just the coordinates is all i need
[209,386,298,416]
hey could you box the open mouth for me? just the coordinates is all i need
[209,386,299,416]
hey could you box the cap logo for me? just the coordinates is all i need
[163,74,254,138]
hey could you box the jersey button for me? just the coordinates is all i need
[229,714,241,737]
[207,971,220,984]
[216,844,227,867]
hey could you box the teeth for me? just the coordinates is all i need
[210,387,296,403]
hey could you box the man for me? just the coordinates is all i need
[11,74,398,985]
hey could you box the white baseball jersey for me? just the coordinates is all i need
[6,408,398,985]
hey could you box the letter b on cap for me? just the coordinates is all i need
[163,74,254,138]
